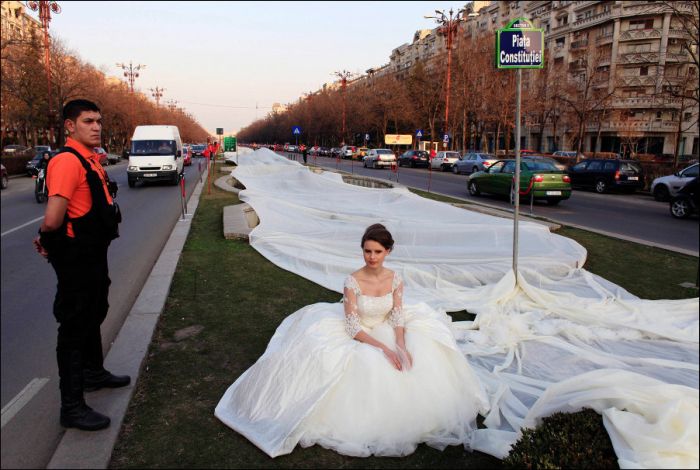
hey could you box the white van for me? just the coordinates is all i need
[126,125,183,187]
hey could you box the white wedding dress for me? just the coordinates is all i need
[215,272,489,458]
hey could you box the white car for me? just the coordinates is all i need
[651,163,699,201]
[430,151,461,171]
[363,149,396,169]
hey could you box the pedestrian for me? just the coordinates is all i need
[430,147,436,161]
[33,99,127,431]
[302,144,308,165]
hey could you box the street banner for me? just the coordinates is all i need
[384,134,412,145]
[496,18,544,69]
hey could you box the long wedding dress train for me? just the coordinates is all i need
[215,273,488,457]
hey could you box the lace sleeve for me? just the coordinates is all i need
[343,276,362,338]
[388,272,405,329]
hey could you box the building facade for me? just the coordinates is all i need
[353,1,698,157]
[0,1,41,42]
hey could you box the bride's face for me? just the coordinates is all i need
[363,240,390,268]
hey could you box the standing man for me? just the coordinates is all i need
[33,99,128,431]
[302,144,308,165]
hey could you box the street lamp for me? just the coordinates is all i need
[333,70,357,146]
[166,99,178,112]
[25,1,61,145]
[425,7,466,150]
[150,86,165,107]
[116,61,146,93]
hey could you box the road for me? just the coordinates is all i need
[292,153,699,255]
[0,157,207,468]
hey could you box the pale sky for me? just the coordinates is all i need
[43,1,469,136]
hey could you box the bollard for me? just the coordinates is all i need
[179,173,187,221]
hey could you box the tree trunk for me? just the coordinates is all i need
[495,122,501,154]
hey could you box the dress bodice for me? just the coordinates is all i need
[342,272,405,336]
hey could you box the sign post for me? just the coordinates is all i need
[496,17,543,281]
[292,126,301,162]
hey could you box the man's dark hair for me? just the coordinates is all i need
[62,99,100,121]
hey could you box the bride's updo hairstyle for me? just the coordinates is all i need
[361,224,394,251]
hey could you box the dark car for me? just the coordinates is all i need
[397,150,429,168]
[191,144,207,157]
[1,163,8,190]
[567,159,644,194]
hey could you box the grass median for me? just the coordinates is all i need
[110,178,697,468]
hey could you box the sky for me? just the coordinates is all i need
[42,1,470,136]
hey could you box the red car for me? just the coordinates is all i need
[182,145,192,166]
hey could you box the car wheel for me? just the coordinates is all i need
[670,198,690,218]
[653,185,670,202]
[471,167,479,174]
[373,161,379,170]
[546,198,562,206]
[363,160,367,168]
[595,179,607,194]
[452,165,459,174]
[468,180,480,196]
[1,174,8,190]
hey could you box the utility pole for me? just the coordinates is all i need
[425,7,466,150]
[26,1,61,145]
[150,86,165,107]
[333,70,357,145]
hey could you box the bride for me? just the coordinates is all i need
[215,224,488,458]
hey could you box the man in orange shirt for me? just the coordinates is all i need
[33,99,127,431]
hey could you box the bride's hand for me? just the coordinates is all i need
[397,345,413,369]
[382,347,402,370]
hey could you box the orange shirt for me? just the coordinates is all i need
[47,137,113,238]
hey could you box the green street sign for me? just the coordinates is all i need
[496,18,544,69]
[224,136,237,152]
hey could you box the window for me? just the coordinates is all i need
[640,66,648,76]
[629,18,654,30]
[489,161,505,172]
[684,112,693,121]
[503,161,516,174]
[572,162,588,171]
[587,161,603,171]
[603,161,617,171]
[655,111,662,120]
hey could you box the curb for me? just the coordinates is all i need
[46,169,209,469]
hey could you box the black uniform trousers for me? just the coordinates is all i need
[50,238,111,385]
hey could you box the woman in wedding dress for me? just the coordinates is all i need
[215,224,488,458]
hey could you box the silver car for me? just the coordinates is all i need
[651,162,699,201]
[363,149,396,169]
[452,153,498,174]
[430,151,461,171]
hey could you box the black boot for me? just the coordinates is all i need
[83,368,131,392]
[58,349,110,431]
[82,328,130,392]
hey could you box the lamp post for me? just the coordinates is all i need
[116,61,146,93]
[425,7,466,150]
[166,100,178,112]
[333,70,356,147]
[26,1,61,145]
[150,86,165,108]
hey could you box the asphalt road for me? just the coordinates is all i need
[0,157,207,468]
[293,153,699,255]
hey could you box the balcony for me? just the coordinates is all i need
[618,75,657,87]
[619,29,662,42]
[612,96,685,109]
[572,9,612,28]
[665,52,689,63]
[619,52,659,64]
[584,120,678,133]
[596,32,614,45]
[570,39,589,50]
[668,29,692,40]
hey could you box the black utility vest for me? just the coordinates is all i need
[54,147,121,244]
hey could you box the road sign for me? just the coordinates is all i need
[292,126,302,135]
[442,134,450,143]
[365,133,370,141]
[496,18,544,69]
[216,128,224,135]
[224,136,237,152]
[416,130,423,138]
[384,134,412,145]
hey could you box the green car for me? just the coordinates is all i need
[467,158,572,205]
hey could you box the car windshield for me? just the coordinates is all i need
[192,145,206,151]
[523,160,559,171]
[621,162,642,173]
[131,140,176,156]
[445,152,460,158]
[377,149,393,155]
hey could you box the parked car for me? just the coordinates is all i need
[567,158,644,193]
[191,144,207,157]
[467,158,572,205]
[340,145,357,159]
[357,147,369,158]
[3,144,32,156]
[651,163,699,201]
[430,151,461,171]
[552,150,584,160]
[94,147,109,166]
[453,152,497,174]
[330,147,341,158]
[107,152,120,164]
[397,150,429,168]
[669,177,698,219]
[34,145,52,154]
[525,155,567,171]
[1,163,8,190]
[363,148,396,169]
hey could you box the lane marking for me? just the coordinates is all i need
[1,216,44,238]
[1,377,50,428]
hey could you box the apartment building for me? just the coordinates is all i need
[356,1,698,157]
[0,1,41,42]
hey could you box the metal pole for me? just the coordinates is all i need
[513,68,522,279]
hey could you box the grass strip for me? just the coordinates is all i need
[110,178,696,468]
